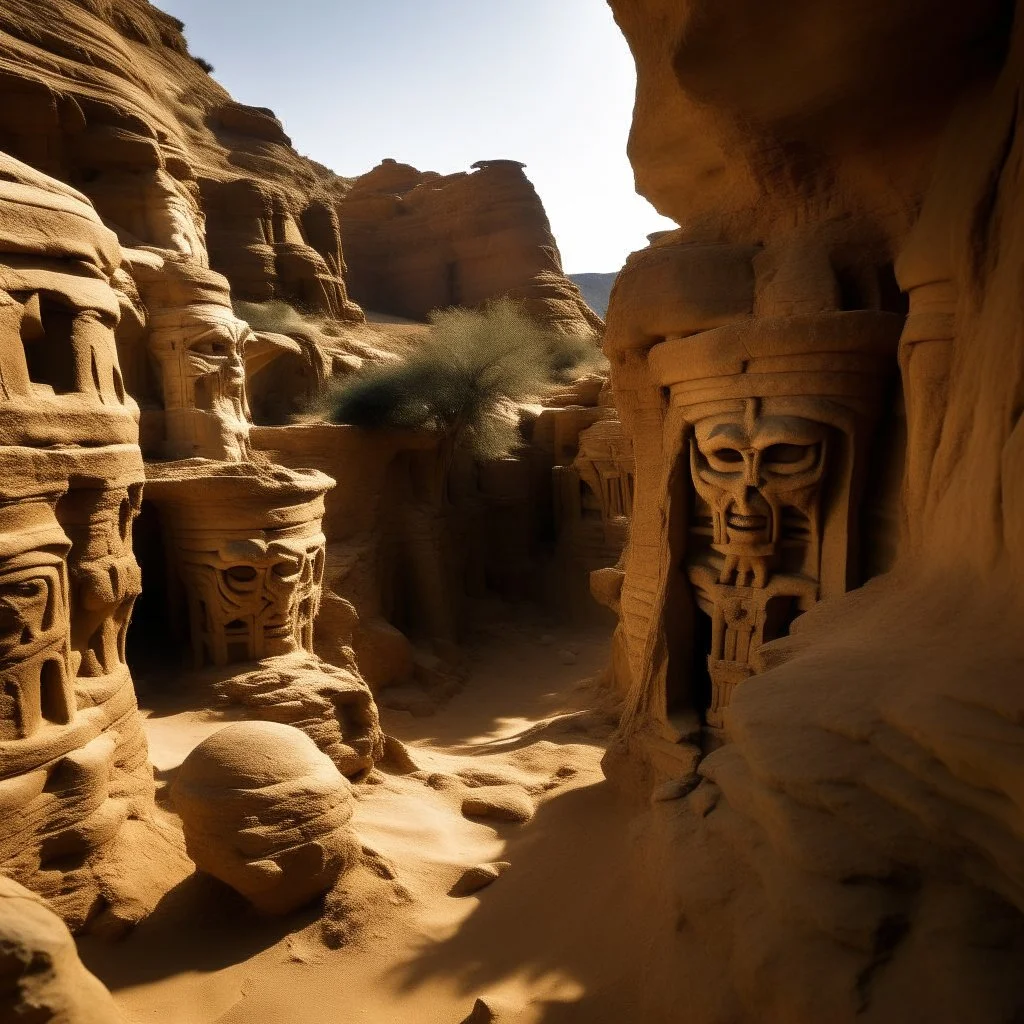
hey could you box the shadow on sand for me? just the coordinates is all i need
[387,777,655,1023]
[78,870,322,990]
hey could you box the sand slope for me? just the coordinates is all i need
[78,612,649,1024]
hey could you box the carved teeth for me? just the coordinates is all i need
[726,514,768,530]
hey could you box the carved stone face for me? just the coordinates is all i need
[690,407,827,558]
[183,533,325,664]
[0,503,74,740]
[0,565,62,660]
[217,537,322,647]
[182,312,249,413]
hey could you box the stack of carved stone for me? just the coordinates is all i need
[0,154,156,931]
[0,0,389,941]
[127,234,384,784]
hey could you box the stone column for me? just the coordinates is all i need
[144,462,333,668]
[0,153,160,930]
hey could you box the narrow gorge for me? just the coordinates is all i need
[1,1,1023,1022]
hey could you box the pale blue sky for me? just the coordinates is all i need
[155,0,676,274]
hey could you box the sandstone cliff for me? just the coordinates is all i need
[339,158,604,335]
[601,0,1024,1020]
[0,0,363,321]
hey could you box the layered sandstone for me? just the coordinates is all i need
[602,0,1024,1019]
[0,153,174,933]
[0,0,364,324]
[338,159,604,334]
[0,0,387,928]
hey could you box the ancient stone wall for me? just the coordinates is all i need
[0,0,390,924]
[0,0,363,325]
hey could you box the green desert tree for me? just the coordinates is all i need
[322,298,602,492]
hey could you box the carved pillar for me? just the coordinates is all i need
[649,311,901,733]
[249,423,431,688]
[0,481,74,742]
[573,417,635,550]
[144,464,332,668]
[0,153,156,928]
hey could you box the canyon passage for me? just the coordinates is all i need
[2,1,1024,1022]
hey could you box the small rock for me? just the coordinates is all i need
[461,785,535,824]
[557,649,578,665]
[425,772,462,792]
[448,861,510,897]
[456,766,519,788]
[461,998,497,1024]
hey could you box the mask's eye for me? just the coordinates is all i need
[763,443,818,473]
[224,565,258,590]
[703,447,745,472]
[191,339,230,357]
[271,561,301,581]
[713,448,743,463]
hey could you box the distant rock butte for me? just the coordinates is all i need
[339,158,604,335]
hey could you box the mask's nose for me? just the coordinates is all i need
[732,484,762,514]
[743,451,762,488]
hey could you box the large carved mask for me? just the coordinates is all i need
[690,400,827,586]
[180,311,250,414]
[185,534,325,660]
[0,500,74,740]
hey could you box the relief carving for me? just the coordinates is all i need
[0,492,74,741]
[178,533,325,666]
[649,310,901,733]
[145,463,332,669]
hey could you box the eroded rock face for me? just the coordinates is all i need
[0,154,158,932]
[0,0,393,929]
[214,651,385,779]
[0,876,127,1023]
[603,0,1024,1019]
[173,721,361,915]
[0,0,364,324]
[338,159,604,334]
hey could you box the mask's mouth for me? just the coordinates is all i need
[726,512,768,532]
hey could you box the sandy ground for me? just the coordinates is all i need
[79,611,645,1024]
